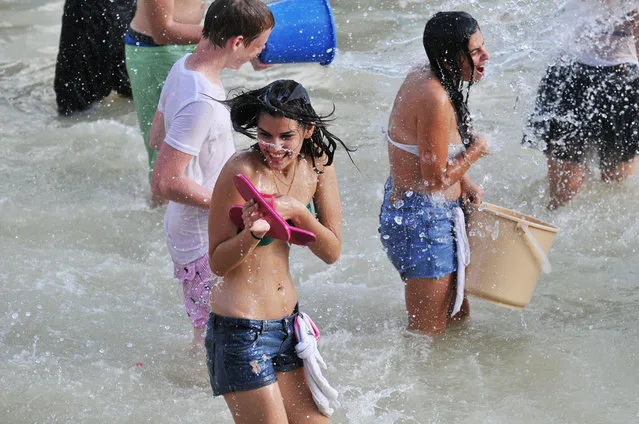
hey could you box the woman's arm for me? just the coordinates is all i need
[143,0,203,45]
[417,88,488,192]
[275,164,342,264]
[460,174,485,205]
[208,161,268,276]
[300,165,343,264]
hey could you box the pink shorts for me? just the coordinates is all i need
[174,254,215,329]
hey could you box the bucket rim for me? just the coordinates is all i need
[480,202,560,233]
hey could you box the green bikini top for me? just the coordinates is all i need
[258,203,314,246]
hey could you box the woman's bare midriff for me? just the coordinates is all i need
[209,243,299,320]
[130,0,205,38]
[388,146,462,202]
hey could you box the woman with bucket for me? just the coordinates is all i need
[379,12,490,335]
[206,80,352,422]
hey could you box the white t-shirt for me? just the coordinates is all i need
[158,54,235,265]
[563,0,638,66]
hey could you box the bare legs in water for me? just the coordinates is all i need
[222,368,328,424]
[547,156,638,210]
[404,273,469,335]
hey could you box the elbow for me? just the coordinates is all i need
[209,252,223,276]
[321,245,341,265]
[209,249,227,277]
[148,27,173,45]
[323,256,339,265]
[209,262,222,278]
[426,175,448,192]
[150,173,168,198]
[420,167,449,192]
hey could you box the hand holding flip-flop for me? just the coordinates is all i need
[229,174,316,246]
[240,198,271,239]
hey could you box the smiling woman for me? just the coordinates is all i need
[378,11,491,335]
[205,79,354,423]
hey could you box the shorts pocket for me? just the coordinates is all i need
[225,329,260,354]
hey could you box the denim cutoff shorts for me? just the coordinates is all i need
[205,308,303,396]
[379,177,458,279]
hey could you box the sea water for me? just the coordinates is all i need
[1,0,638,423]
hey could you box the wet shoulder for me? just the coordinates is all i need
[401,72,448,109]
[222,149,263,178]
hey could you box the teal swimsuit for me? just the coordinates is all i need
[258,203,314,246]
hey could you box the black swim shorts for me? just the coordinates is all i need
[523,59,639,167]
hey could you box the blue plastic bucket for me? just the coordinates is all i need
[259,0,337,65]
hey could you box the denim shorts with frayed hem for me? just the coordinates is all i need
[205,309,303,396]
[379,177,458,280]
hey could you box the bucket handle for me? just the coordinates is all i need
[516,223,552,273]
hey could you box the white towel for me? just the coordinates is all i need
[452,207,470,316]
[294,312,339,416]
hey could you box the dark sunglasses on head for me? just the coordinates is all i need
[260,82,310,111]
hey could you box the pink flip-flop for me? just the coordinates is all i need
[232,174,290,242]
[229,174,316,246]
[288,223,316,246]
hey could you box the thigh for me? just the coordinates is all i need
[279,368,329,424]
[601,158,638,182]
[547,156,589,208]
[223,383,288,424]
[405,274,454,334]
[206,322,280,396]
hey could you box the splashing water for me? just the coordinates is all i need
[1,1,638,423]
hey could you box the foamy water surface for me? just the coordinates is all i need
[1,0,638,422]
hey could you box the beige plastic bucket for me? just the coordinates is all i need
[465,203,559,309]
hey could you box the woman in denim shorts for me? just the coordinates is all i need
[379,12,490,335]
[207,80,353,423]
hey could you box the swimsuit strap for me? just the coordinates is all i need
[387,131,419,156]
[387,130,466,160]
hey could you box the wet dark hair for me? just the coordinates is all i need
[202,0,274,48]
[222,79,355,170]
[423,11,480,146]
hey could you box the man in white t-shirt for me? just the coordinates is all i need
[523,1,639,209]
[149,0,274,345]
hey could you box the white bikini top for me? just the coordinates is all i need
[387,131,465,161]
